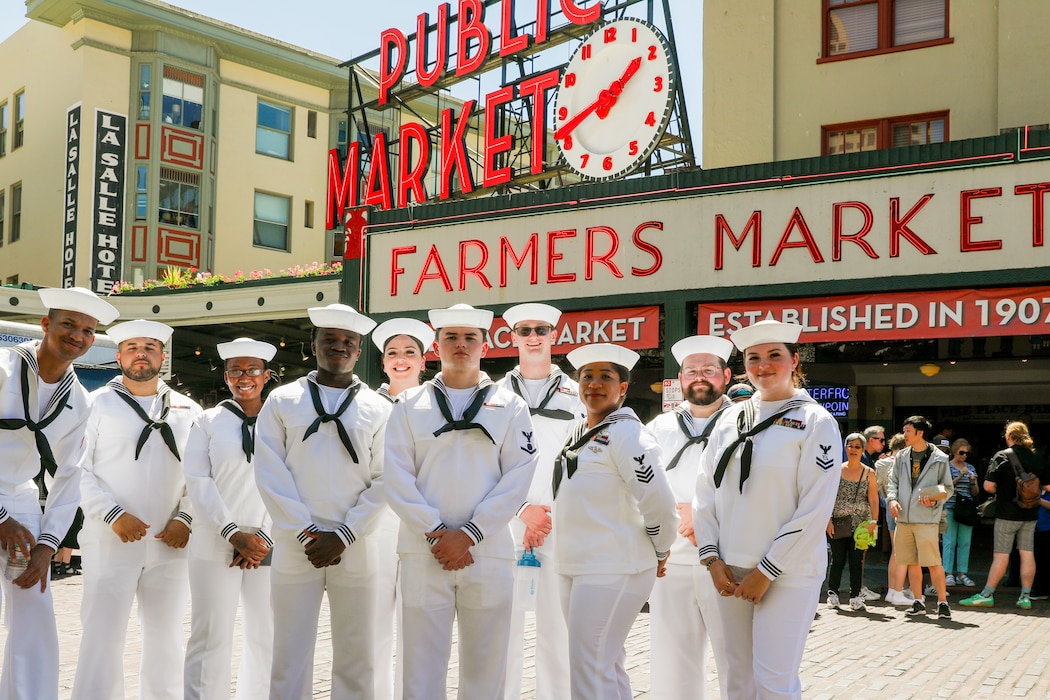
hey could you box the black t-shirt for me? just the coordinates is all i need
[910,447,933,487]
[986,445,1046,522]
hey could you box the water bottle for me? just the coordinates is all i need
[515,549,541,611]
[4,550,28,581]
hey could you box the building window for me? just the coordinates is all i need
[307,110,317,139]
[10,183,21,243]
[5,275,17,286]
[13,91,25,150]
[136,165,148,220]
[0,189,5,248]
[824,111,947,155]
[162,66,204,130]
[825,0,947,58]
[304,200,314,228]
[158,167,199,228]
[139,64,152,120]
[257,101,292,160]
[0,101,7,158]
[254,191,290,251]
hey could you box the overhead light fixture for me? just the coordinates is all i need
[1022,358,1029,363]
[649,381,663,394]
[300,343,310,361]
[279,337,286,347]
[949,360,957,365]
[194,346,201,356]
[919,363,941,377]
[209,359,217,371]
[882,362,889,367]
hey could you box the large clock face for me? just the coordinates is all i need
[554,18,676,181]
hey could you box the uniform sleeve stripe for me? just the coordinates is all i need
[426,522,447,546]
[698,544,719,560]
[337,525,356,546]
[176,511,193,526]
[220,523,239,541]
[257,530,274,547]
[758,557,782,579]
[104,506,124,525]
[463,521,484,544]
[38,534,61,551]
[0,507,8,522]
[646,525,661,536]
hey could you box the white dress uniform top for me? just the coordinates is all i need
[183,401,274,700]
[694,389,840,700]
[0,343,90,700]
[498,365,581,700]
[553,405,678,699]
[253,370,391,700]
[647,396,732,700]
[74,378,202,700]
[385,373,538,700]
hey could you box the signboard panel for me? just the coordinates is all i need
[90,109,127,294]
[62,104,82,288]
[483,305,659,358]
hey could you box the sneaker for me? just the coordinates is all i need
[905,600,927,616]
[1017,596,1032,610]
[826,591,840,608]
[958,574,976,587]
[902,589,916,601]
[924,584,938,596]
[945,574,956,586]
[1030,594,1049,601]
[938,602,952,619]
[890,590,912,606]
[960,592,994,607]
[860,586,880,601]
[850,596,867,611]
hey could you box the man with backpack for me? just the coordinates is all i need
[960,421,1047,610]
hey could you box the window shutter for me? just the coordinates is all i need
[894,0,945,46]
[828,2,879,56]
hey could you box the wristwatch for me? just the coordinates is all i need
[701,556,721,569]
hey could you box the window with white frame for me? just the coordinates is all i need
[253,191,291,251]
[162,66,204,130]
[825,0,947,58]
[13,91,24,150]
[9,183,21,243]
[257,101,292,160]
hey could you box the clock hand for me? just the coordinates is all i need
[597,56,643,119]
[554,89,611,141]
[555,56,643,140]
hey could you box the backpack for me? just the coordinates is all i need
[1005,448,1042,509]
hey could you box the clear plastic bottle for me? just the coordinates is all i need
[515,549,541,611]
[4,550,28,581]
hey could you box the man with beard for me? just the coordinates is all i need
[73,320,203,700]
[646,335,735,700]
[254,304,392,699]
[0,287,118,700]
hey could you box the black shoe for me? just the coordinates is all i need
[938,602,951,619]
[905,600,927,616]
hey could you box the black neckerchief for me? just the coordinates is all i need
[431,378,495,444]
[665,398,731,472]
[218,399,256,463]
[0,346,75,482]
[304,374,361,463]
[109,378,181,461]
[508,370,574,421]
[713,397,810,492]
[553,412,640,498]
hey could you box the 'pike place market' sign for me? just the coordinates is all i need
[327,0,603,222]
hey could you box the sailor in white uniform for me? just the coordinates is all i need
[0,287,118,700]
[694,321,840,700]
[370,318,434,700]
[73,320,203,700]
[497,302,581,700]
[254,304,392,700]
[646,335,735,700]
[554,343,679,700]
[385,304,537,700]
[183,338,277,700]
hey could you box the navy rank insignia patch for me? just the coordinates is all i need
[816,444,834,471]
[634,454,654,483]
[521,431,537,455]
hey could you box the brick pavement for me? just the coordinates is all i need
[6,572,1050,698]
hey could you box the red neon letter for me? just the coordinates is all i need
[416,5,451,87]
[585,226,623,280]
[769,208,824,266]
[362,131,393,211]
[960,187,1003,252]
[547,229,577,283]
[560,0,600,25]
[391,246,417,296]
[831,201,877,261]
[398,122,430,208]
[457,0,491,77]
[414,245,454,294]
[632,221,663,276]
[714,212,761,270]
[889,195,937,257]
[535,0,550,44]
[518,69,560,175]
[483,85,515,188]
[500,0,531,56]
[500,234,539,286]
[439,100,477,200]
[326,145,359,230]
[1014,182,1050,247]
[459,239,493,290]
[379,28,408,105]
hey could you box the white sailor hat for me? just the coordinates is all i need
[307,303,377,335]
[428,303,493,331]
[38,286,119,325]
[371,318,436,352]
[502,302,561,329]
[671,335,734,365]
[107,319,173,344]
[216,337,277,362]
[567,343,640,371]
[729,319,803,352]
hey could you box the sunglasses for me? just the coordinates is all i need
[957,450,970,456]
[513,326,553,337]
[873,437,886,442]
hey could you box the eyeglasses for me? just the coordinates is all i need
[513,326,553,337]
[226,368,266,378]
[873,437,886,442]
[681,366,722,380]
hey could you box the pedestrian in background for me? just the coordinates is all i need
[824,433,878,612]
[942,439,978,588]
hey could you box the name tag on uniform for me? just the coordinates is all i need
[774,417,806,430]
[557,387,578,396]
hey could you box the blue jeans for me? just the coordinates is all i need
[942,508,973,574]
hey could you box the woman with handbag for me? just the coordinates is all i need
[943,439,979,587]
[824,433,879,611]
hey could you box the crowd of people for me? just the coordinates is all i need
[0,285,1046,700]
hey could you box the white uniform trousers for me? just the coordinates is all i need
[559,570,654,700]
[716,568,821,700]
[505,532,570,700]
[71,536,189,700]
[269,538,377,700]
[184,557,272,700]
[400,553,514,700]
[374,509,402,700]
[0,511,59,700]
[648,561,729,700]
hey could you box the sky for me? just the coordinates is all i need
[0,0,702,135]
